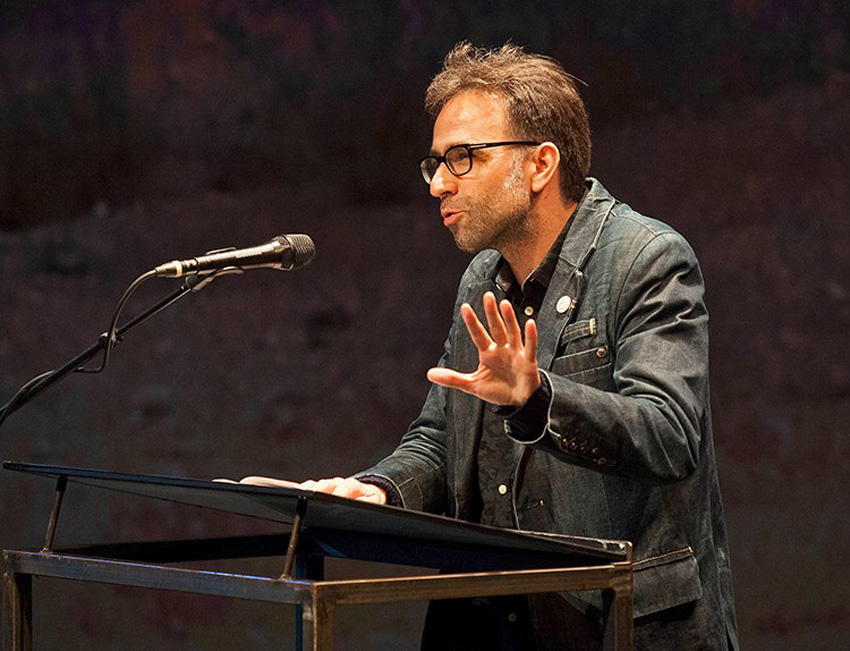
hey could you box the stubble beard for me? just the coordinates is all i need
[449,157,533,255]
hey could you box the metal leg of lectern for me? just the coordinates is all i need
[295,556,325,651]
[601,584,634,651]
[300,590,334,651]
[42,477,68,554]
[2,567,32,651]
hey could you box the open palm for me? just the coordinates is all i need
[427,291,541,406]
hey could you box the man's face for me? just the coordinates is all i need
[428,91,532,254]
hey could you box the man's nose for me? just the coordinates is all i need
[429,163,456,198]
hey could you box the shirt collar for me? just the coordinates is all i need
[494,203,579,296]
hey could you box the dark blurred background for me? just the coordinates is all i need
[1,1,848,649]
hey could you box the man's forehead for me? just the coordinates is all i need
[430,90,511,152]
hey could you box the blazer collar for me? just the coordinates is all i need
[556,177,617,271]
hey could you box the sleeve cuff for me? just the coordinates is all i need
[355,474,403,507]
[500,372,553,443]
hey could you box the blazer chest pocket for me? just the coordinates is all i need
[549,317,613,382]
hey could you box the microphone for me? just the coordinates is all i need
[153,234,315,277]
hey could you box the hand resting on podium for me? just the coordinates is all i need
[215,475,387,505]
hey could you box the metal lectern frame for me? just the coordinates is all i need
[2,463,634,651]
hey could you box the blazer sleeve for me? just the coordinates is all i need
[506,230,711,482]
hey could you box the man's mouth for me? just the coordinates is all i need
[441,209,462,226]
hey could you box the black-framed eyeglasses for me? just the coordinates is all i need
[418,141,540,184]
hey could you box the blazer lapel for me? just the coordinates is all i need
[536,262,585,370]
[537,178,616,369]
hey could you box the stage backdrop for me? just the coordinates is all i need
[1,2,848,649]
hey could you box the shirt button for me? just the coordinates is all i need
[524,306,534,316]
[508,612,518,623]
[498,483,508,495]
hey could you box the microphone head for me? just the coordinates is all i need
[275,234,316,270]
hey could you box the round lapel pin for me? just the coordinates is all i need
[556,295,573,314]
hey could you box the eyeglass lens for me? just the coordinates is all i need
[420,145,472,183]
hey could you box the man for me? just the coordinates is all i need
[245,43,738,650]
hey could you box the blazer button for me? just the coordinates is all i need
[596,347,607,358]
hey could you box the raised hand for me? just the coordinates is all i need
[427,291,540,406]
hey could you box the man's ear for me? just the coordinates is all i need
[529,142,561,193]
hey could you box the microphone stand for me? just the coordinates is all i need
[0,270,231,429]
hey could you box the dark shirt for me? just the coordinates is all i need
[476,216,572,529]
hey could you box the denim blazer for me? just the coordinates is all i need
[360,179,738,649]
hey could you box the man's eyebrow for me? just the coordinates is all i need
[428,144,454,156]
[428,142,469,156]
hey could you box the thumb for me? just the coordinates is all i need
[427,367,471,389]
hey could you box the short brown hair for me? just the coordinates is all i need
[425,42,591,203]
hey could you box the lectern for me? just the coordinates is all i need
[2,462,633,650]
